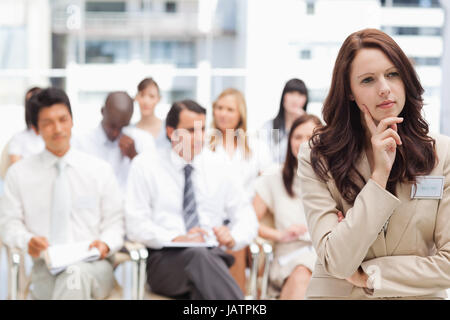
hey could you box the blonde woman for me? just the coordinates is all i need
[209,88,273,201]
[208,88,272,293]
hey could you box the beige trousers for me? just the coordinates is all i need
[30,258,115,300]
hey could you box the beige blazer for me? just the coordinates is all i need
[297,133,450,299]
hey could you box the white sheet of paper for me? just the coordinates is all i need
[162,241,218,248]
[162,232,219,248]
[43,241,101,275]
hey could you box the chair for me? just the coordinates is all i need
[6,241,148,300]
[253,210,276,300]
[254,238,274,299]
[246,242,262,299]
[137,244,261,301]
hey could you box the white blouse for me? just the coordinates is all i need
[210,135,273,201]
[8,129,45,158]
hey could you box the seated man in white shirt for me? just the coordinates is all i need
[125,99,258,300]
[74,91,155,191]
[0,88,124,300]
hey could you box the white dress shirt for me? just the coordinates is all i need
[8,128,45,158]
[125,147,259,250]
[0,147,124,254]
[211,135,273,201]
[73,124,156,191]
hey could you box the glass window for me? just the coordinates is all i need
[86,1,126,12]
[84,40,130,63]
[411,56,441,66]
[299,49,312,60]
[0,27,27,69]
[165,1,177,13]
[307,2,315,14]
[391,26,442,36]
[150,41,196,67]
[392,0,440,7]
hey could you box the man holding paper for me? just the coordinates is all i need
[0,88,124,300]
[125,99,258,299]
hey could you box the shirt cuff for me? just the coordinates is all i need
[367,178,401,204]
[18,232,34,251]
[229,229,249,251]
[146,230,182,249]
[101,236,123,256]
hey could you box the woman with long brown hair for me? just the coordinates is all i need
[253,114,322,299]
[298,28,450,299]
[260,79,309,164]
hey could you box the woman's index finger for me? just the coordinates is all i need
[362,105,377,135]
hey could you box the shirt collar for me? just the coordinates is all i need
[40,147,78,169]
[168,148,204,172]
[96,123,117,147]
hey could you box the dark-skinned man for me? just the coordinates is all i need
[74,91,155,191]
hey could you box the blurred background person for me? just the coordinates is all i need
[74,91,155,192]
[0,88,124,300]
[125,99,258,300]
[134,77,169,149]
[208,88,272,293]
[259,79,309,164]
[209,88,273,201]
[1,87,44,178]
[253,114,322,299]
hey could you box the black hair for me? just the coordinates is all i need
[272,78,309,141]
[165,99,206,140]
[29,88,72,129]
[24,87,42,128]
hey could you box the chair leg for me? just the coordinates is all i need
[260,243,273,300]
[246,243,260,300]
[129,249,140,300]
[138,248,148,300]
[9,251,21,300]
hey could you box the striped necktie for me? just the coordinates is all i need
[50,159,71,244]
[183,164,199,232]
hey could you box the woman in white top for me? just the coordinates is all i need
[7,87,44,166]
[209,88,273,201]
[134,77,169,148]
[259,79,309,164]
[253,114,322,299]
[208,88,272,293]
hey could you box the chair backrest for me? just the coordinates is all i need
[0,141,11,180]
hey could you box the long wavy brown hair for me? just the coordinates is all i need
[310,29,437,204]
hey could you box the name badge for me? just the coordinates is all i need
[411,176,444,199]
